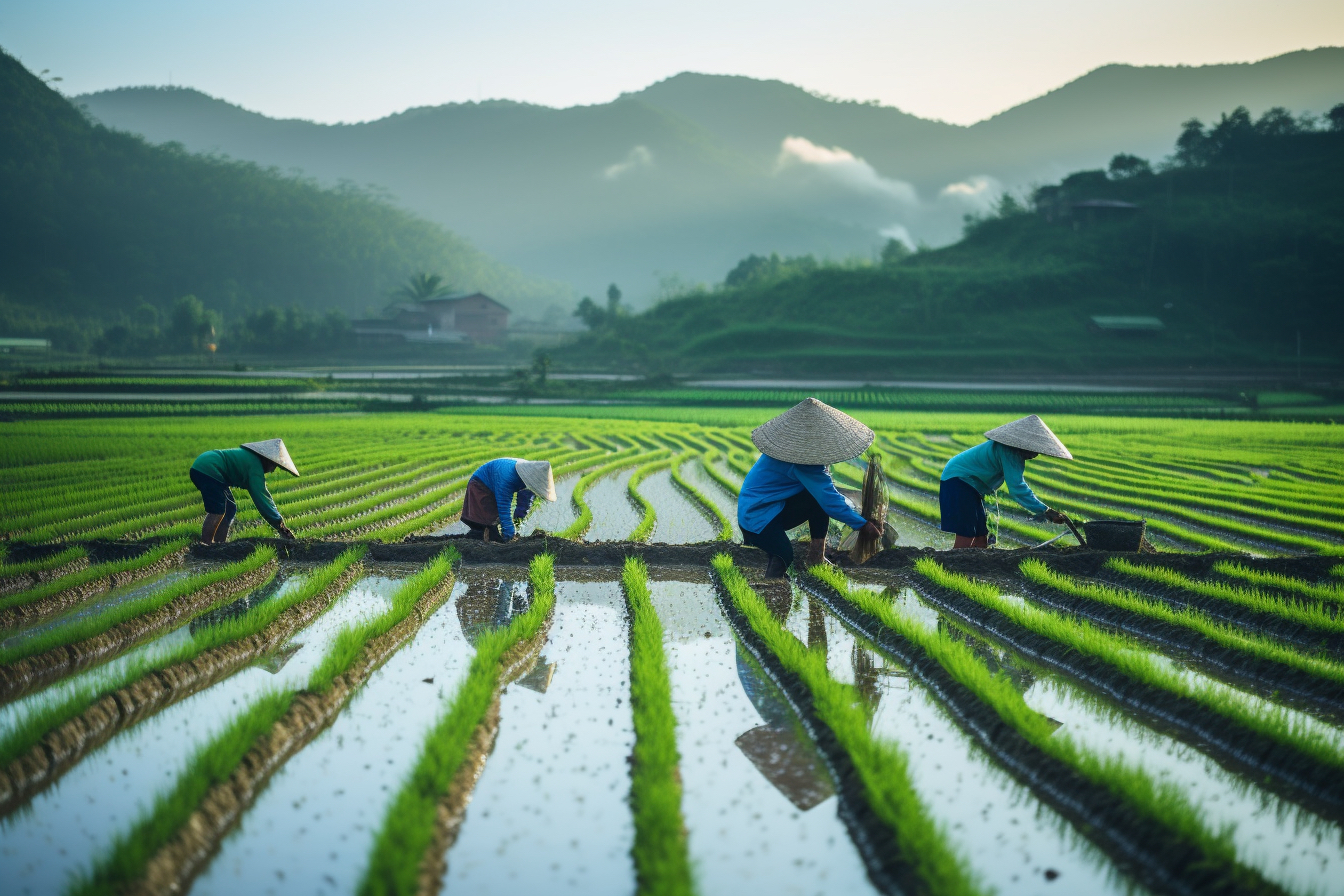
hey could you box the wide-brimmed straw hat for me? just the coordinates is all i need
[984,415,1073,460]
[241,439,300,477]
[751,398,874,465]
[515,460,557,501]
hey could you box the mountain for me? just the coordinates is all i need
[564,111,1344,375]
[0,48,567,347]
[76,48,1344,305]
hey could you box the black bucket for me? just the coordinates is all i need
[1083,519,1147,552]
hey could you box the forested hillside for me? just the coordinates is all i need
[0,49,566,352]
[566,106,1344,376]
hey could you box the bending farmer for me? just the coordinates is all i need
[738,398,884,579]
[190,439,298,544]
[939,415,1072,548]
[462,459,557,541]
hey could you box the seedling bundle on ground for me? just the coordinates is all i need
[1,409,1343,894]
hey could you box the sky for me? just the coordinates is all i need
[4,0,1342,125]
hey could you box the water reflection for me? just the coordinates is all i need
[457,577,531,645]
[734,645,834,810]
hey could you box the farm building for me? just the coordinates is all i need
[353,293,510,346]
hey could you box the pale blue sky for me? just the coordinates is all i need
[4,0,1342,125]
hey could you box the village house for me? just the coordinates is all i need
[352,293,510,346]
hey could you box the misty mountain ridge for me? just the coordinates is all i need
[77,48,1344,304]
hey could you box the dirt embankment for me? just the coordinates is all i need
[0,559,277,706]
[0,563,364,817]
[0,546,189,630]
[0,556,91,599]
[417,618,552,895]
[131,572,459,896]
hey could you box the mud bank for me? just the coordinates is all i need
[0,562,364,816]
[0,559,277,705]
[0,556,90,598]
[131,571,458,896]
[0,546,189,630]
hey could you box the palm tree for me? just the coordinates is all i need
[394,273,455,302]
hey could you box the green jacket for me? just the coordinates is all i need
[191,448,282,522]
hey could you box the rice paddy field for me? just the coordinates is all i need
[2,408,1344,895]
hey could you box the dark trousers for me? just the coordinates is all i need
[190,468,237,528]
[742,490,830,567]
[463,521,503,541]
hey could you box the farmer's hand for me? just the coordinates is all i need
[275,522,297,540]
[1044,509,1068,524]
[860,520,883,539]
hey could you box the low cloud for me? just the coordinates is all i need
[776,136,918,205]
[603,145,653,180]
[939,175,1002,211]
[879,224,916,251]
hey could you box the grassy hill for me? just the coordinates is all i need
[77,49,1344,303]
[0,48,568,351]
[564,108,1344,376]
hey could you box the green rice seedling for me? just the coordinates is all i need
[1019,559,1344,685]
[917,560,1344,777]
[0,546,86,579]
[621,557,695,895]
[629,459,675,543]
[0,546,276,668]
[698,454,741,497]
[556,449,660,540]
[307,549,457,694]
[713,555,985,896]
[0,539,190,613]
[69,688,298,896]
[1213,562,1344,606]
[1110,558,1344,633]
[669,458,732,541]
[0,549,365,769]
[358,554,557,896]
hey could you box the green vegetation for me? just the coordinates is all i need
[1019,559,1344,685]
[69,689,296,896]
[621,558,695,896]
[556,449,663,539]
[629,460,674,543]
[916,560,1344,777]
[359,553,557,896]
[0,549,362,769]
[307,549,455,694]
[565,107,1344,375]
[0,546,85,579]
[0,539,189,612]
[0,546,276,667]
[0,50,560,355]
[712,554,984,896]
[1213,562,1344,604]
[1109,558,1344,631]
[669,459,733,541]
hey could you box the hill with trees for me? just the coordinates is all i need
[563,104,1344,376]
[0,48,567,353]
[77,48,1344,303]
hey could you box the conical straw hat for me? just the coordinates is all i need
[983,415,1072,460]
[515,460,557,501]
[241,439,300,476]
[751,398,874,465]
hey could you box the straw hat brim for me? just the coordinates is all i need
[515,460,557,501]
[983,415,1073,460]
[751,398,875,465]
[241,439,300,476]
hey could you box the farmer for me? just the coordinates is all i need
[190,439,298,544]
[939,414,1072,548]
[738,398,884,578]
[462,459,557,542]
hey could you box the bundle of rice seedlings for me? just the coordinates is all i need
[850,451,889,564]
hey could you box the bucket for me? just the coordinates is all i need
[1083,519,1147,552]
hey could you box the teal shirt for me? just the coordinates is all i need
[940,440,1048,517]
[191,448,282,522]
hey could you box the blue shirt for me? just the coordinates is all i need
[941,441,1048,516]
[737,454,867,534]
[469,458,536,540]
